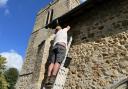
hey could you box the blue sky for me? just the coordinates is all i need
[0,0,52,57]
[0,0,86,70]
[0,0,52,70]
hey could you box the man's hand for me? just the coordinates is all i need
[67,26,71,31]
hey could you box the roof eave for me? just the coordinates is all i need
[46,0,109,28]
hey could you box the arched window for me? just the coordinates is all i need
[50,9,54,22]
[46,11,50,25]
[46,9,54,25]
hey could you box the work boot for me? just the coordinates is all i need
[45,76,50,85]
[49,75,56,84]
[46,75,56,87]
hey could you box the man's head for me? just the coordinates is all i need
[55,26,62,34]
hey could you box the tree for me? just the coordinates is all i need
[0,55,6,74]
[0,74,8,89]
[0,55,8,89]
[4,68,19,89]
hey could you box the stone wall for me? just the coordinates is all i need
[33,0,79,32]
[64,0,128,89]
[15,29,52,89]
[16,0,128,89]
[16,0,80,89]
[15,32,39,89]
[68,0,80,9]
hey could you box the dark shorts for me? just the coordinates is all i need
[50,44,66,64]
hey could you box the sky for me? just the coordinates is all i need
[0,0,86,71]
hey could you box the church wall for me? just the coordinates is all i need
[64,0,128,88]
[16,0,80,89]
[33,0,80,32]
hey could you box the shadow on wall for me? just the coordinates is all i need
[68,0,128,45]
[40,40,54,88]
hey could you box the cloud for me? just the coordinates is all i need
[0,50,24,71]
[4,8,10,15]
[0,0,10,16]
[0,0,8,7]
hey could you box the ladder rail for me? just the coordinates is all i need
[61,36,72,67]
[52,36,73,89]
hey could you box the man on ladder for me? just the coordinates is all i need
[45,25,71,88]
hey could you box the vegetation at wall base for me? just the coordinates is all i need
[0,55,19,89]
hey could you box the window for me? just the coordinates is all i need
[46,9,54,25]
[46,11,50,25]
[50,9,54,22]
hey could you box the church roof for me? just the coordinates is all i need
[46,0,110,28]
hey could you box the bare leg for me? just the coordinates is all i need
[48,63,54,76]
[52,62,61,76]
[46,63,59,85]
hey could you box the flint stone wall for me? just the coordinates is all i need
[64,0,128,89]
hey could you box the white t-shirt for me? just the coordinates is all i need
[53,28,68,48]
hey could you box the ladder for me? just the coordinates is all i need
[52,36,73,89]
